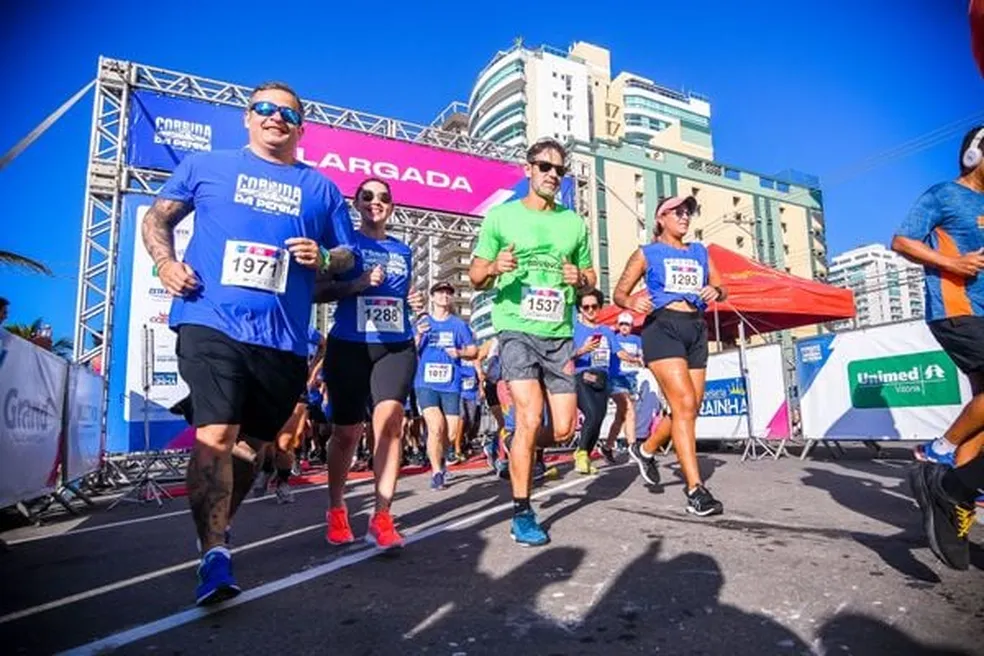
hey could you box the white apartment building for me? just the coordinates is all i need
[466,41,713,159]
[827,243,924,329]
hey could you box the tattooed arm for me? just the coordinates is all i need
[325,246,355,274]
[141,198,198,297]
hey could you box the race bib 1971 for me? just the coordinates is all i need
[424,363,453,385]
[520,287,565,323]
[221,240,289,293]
[357,296,404,333]
[663,258,703,295]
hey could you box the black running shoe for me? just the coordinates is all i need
[907,462,973,570]
[686,485,724,517]
[628,443,660,486]
[600,446,616,465]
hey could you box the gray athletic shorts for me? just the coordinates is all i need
[498,330,575,395]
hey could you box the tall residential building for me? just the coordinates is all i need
[465,41,713,159]
[827,243,924,329]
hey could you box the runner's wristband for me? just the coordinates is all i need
[318,247,331,274]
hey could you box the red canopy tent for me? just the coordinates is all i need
[597,244,856,339]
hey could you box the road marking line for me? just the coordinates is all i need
[55,473,596,656]
[0,523,325,625]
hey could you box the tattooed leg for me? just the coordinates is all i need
[187,424,238,552]
[229,437,263,519]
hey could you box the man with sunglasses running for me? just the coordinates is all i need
[470,138,596,547]
[141,81,356,605]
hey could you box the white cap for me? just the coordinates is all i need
[617,312,634,325]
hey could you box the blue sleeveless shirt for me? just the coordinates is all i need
[641,242,710,311]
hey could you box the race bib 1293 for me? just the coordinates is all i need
[663,258,703,295]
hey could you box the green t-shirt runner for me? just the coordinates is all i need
[472,200,592,339]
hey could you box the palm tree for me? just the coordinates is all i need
[0,250,51,275]
[6,319,73,359]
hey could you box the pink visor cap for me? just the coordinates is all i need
[655,196,698,217]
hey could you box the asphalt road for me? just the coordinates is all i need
[1,450,982,655]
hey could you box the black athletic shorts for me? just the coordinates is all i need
[176,324,307,440]
[483,379,500,406]
[323,337,417,426]
[929,316,984,375]
[641,308,709,369]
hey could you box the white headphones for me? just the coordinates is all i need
[962,127,984,170]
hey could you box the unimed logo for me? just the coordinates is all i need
[848,351,961,409]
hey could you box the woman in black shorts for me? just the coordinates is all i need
[613,195,727,517]
[315,177,425,549]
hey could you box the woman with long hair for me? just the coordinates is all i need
[613,196,727,517]
[316,177,425,548]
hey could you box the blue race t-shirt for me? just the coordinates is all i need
[414,314,475,394]
[330,233,414,343]
[641,242,710,311]
[612,332,644,382]
[894,181,984,321]
[573,318,617,376]
[460,360,479,401]
[159,148,356,356]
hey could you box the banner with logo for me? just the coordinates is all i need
[696,343,791,440]
[126,90,575,216]
[795,320,972,440]
[106,194,192,453]
[64,365,105,482]
[0,330,66,508]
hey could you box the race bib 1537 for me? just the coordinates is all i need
[520,287,565,323]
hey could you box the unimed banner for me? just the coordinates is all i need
[696,343,790,440]
[106,194,191,453]
[0,330,66,508]
[796,320,972,440]
[126,90,575,216]
[64,366,105,482]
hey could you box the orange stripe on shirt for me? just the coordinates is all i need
[934,228,973,317]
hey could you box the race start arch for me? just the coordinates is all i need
[72,57,555,453]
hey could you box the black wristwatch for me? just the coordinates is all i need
[713,285,724,300]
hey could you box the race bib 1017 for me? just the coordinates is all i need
[424,363,453,385]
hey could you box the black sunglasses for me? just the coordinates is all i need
[530,160,568,177]
[581,303,599,311]
[359,189,392,204]
[249,101,303,126]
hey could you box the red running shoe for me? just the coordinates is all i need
[325,507,355,545]
[366,510,404,550]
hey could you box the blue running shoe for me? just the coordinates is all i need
[913,440,956,467]
[195,526,232,555]
[195,547,241,606]
[430,470,446,490]
[496,459,510,480]
[483,440,497,470]
[510,510,550,547]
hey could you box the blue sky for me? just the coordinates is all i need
[0,0,979,343]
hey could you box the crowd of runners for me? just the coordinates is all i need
[140,79,984,606]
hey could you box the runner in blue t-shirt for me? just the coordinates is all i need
[893,126,984,568]
[414,283,477,490]
[600,312,644,463]
[456,358,482,462]
[571,289,617,475]
[141,82,356,606]
[315,177,425,550]
[613,195,727,518]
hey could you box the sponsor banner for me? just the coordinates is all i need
[126,90,575,216]
[796,320,972,440]
[695,343,790,440]
[0,330,66,508]
[64,366,105,482]
[106,195,191,453]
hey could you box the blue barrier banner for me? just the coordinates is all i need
[65,365,105,481]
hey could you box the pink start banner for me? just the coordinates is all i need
[297,123,526,217]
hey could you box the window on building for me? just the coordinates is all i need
[736,235,745,249]
[695,229,703,240]
[781,222,787,233]
[733,196,741,206]
[691,186,700,197]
